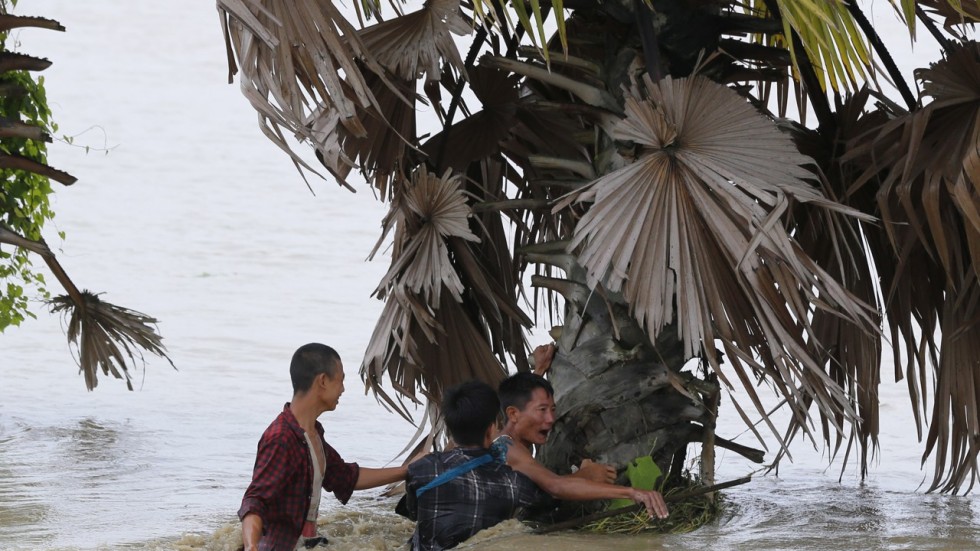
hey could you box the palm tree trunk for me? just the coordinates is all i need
[528,246,716,484]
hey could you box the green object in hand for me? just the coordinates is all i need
[609,455,661,509]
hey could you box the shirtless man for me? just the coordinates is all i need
[498,345,669,519]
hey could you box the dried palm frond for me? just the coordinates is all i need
[372,166,480,304]
[784,90,887,478]
[328,71,420,198]
[357,0,469,84]
[0,224,172,390]
[217,0,407,186]
[419,58,599,328]
[363,165,532,423]
[917,0,980,31]
[48,292,172,391]
[421,65,521,173]
[557,74,878,445]
[843,41,980,493]
[362,287,510,420]
[925,275,980,493]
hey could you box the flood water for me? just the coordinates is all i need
[1,2,978,550]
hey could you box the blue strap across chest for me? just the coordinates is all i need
[415,453,493,498]
[415,437,512,498]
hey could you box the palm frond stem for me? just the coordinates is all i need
[471,198,551,212]
[634,0,664,81]
[916,4,957,55]
[0,224,84,308]
[530,274,592,307]
[716,11,782,34]
[433,25,487,171]
[845,1,917,111]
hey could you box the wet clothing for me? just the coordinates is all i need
[404,444,546,550]
[239,404,360,551]
[299,431,326,547]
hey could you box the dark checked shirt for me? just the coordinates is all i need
[404,445,546,551]
[238,404,360,551]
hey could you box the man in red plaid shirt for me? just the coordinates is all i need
[238,343,407,551]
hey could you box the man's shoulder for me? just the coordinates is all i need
[408,449,457,475]
[259,409,301,444]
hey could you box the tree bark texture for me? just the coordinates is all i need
[534,260,717,483]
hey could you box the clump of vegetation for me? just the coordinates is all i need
[584,482,722,535]
[0,0,59,330]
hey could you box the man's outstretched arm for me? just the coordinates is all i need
[507,443,668,519]
[355,466,408,490]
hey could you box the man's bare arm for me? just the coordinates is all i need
[241,513,262,551]
[354,466,407,490]
[507,444,668,518]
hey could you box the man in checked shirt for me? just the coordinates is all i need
[403,380,548,551]
[239,343,407,551]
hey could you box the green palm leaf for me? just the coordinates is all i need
[746,0,871,93]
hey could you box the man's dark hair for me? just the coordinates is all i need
[290,343,341,394]
[498,372,554,413]
[442,380,500,447]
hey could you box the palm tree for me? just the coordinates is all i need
[217,0,980,494]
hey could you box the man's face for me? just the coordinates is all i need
[319,361,345,411]
[511,387,556,446]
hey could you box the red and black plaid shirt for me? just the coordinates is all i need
[238,404,360,551]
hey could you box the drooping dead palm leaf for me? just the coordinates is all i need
[362,287,510,421]
[846,42,980,290]
[48,292,173,391]
[421,56,600,326]
[0,224,172,390]
[372,166,480,303]
[778,90,890,478]
[329,71,420,198]
[925,275,980,493]
[558,74,878,447]
[217,0,408,187]
[918,0,980,31]
[421,65,521,173]
[357,0,469,84]
[362,167,520,420]
[843,41,980,492]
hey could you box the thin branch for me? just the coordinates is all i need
[0,224,85,311]
[846,1,917,111]
[433,25,488,172]
[0,14,65,33]
[0,153,76,185]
